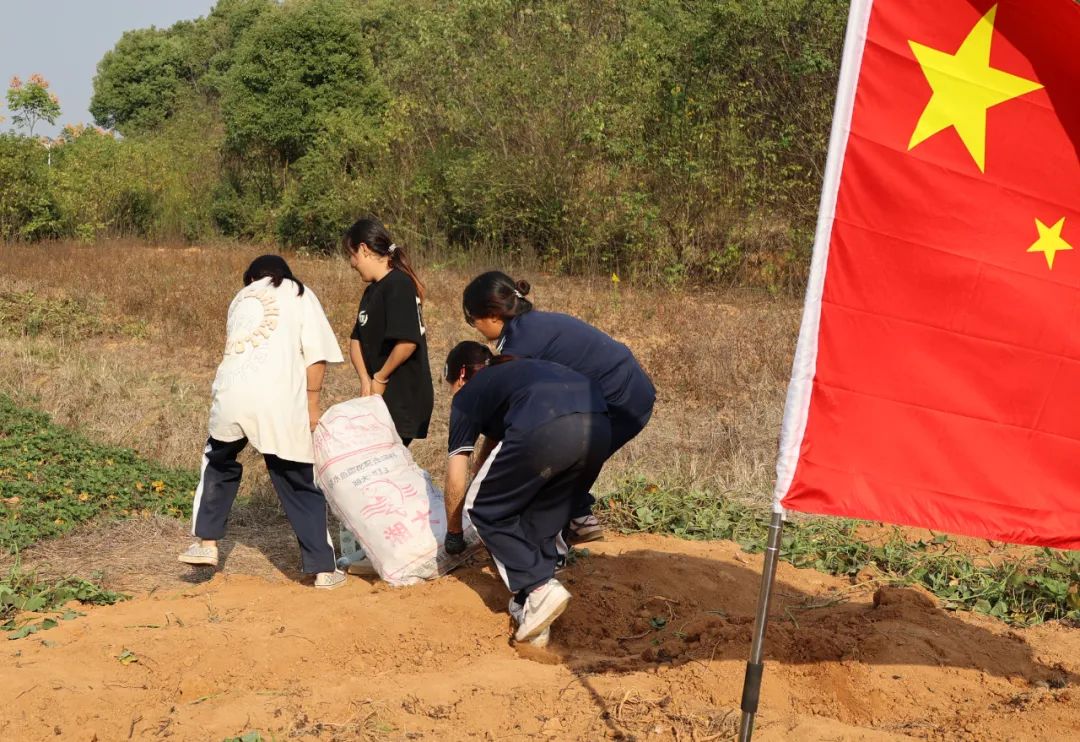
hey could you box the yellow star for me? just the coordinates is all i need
[908,5,1043,171]
[1027,218,1072,270]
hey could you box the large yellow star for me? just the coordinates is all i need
[908,5,1043,171]
[1027,218,1073,270]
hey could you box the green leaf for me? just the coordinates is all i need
[20,595,46,613]
[7,623,38,640]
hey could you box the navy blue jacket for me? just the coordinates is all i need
[448,358,607,456]
[498,310,655,423]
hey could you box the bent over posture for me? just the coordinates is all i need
[441,342,610,646]
[462,271,655,543]
[178,255,346,589]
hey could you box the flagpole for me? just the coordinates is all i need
[736,512,784,741]
[735,1,873,737]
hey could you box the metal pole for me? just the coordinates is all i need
[737,511,784,742]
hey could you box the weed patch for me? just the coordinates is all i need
[0,394,197,550]
[0,290,106,340]
[600,477,1080,626]
[1,557,126,638]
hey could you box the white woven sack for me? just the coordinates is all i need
[313,396,478,586]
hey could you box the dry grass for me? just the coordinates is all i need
[12,512,301,594]
[0,240,800,577]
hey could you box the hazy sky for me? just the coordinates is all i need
[0,0,218,137]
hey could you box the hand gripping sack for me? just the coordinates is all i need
[313,396,478,586]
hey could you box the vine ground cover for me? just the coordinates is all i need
[600,477,1080,626]
[0,394,197,550]
[1,394,196,637]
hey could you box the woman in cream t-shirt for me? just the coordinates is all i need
[178,255,347,589]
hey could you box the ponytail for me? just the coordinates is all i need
[462,271,533,323]
[343,217,425,303]
[444,341,494,382]
[388,244,426,304]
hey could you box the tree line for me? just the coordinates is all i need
[0,0,846,287]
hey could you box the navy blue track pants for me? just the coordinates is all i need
[571,403,654,519]
[191,437,337,574]
[466,412,611,594]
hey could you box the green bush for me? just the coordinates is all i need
[0,134,62,241]
[2,0,851,287]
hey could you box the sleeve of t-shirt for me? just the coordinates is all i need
[349,303,362,341]
[381,276,424,344]
[300,289,345,364]
[447,404,480,457]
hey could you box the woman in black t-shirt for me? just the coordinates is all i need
[343,217,434,444]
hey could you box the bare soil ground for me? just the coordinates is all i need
[2,530,1077,742]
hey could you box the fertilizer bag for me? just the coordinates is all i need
[314,396,478,586]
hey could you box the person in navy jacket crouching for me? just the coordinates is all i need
[462,271,655,543]
[441,341,611,647]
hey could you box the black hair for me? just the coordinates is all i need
[462,271,533,324]
[444,341,517,383]
[243,254,305,295]
[343,216,426,303]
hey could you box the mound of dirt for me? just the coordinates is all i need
[2,533,1076,741]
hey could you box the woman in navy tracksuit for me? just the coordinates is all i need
[461,271,655,543]
[441,341,610,647]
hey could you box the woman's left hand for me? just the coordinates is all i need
[308,403,321,431]
[371,378,387,396]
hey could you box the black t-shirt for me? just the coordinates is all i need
[351,270,434,439]
[498,310,655,423]
[447,359,607,456]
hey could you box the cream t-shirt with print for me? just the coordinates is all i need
[209,277,344,463]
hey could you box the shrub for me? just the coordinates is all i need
[2,0,851,288]
[0,134,62,241]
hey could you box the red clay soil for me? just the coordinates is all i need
[2,534,1076,741]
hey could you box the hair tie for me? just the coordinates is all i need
[388,243,398,254]
[513,289,524,299]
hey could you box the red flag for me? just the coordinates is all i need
[774,0,1080,548]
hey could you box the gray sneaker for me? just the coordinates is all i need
[510,579,571,643]
[178,542,218,567]
[566,515,605,544]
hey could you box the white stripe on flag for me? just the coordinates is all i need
[772,0,875,515]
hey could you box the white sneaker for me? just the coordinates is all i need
[314,570,346,590]
[508,599,552,648]
[178,542,218,567]
[566,514,605,544]
[510,579,571,643]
